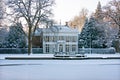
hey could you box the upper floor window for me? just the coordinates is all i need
[66,36,70,42]
[44,36,49,42]
[72,36,77,42]
[59,36,64,40]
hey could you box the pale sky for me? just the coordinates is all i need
[53,0,110,24]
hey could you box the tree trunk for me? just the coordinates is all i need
[118,26,120,38]
[28,27,32,55]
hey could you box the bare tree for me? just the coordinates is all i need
[103,0,120,35]
[7,0,54,55]
[0,0,5,26]
[103,0,120,52]
[69,8,88,32]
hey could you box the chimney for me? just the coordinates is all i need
[46,21,53,28]
[46,22,49,28]
[65,22,68,26]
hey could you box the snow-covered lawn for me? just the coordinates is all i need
[0,54,54,59]
[86,53,120,58]
[0,53,120,59]
[0,59,120,80]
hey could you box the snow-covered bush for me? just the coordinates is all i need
[2,23,27,48]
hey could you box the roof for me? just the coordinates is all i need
[34,28,43,36]
[43,25,79,33]
[34,25,79,36]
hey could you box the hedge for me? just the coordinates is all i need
[0,48,43,54]
[78,48,116,54]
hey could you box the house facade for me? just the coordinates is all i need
[42,25,79,54]
[33,24,116,54]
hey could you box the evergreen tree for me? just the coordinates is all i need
[79,18,89,48]
[86,17,99,48]
[94,1,104,22]
[3,23,27,48]
[79,17,106,48]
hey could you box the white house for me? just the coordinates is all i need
[34,24,116,54]
[42,25,79,54]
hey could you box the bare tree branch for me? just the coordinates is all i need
[6,0,54,55]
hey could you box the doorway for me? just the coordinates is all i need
[59,44,63,52]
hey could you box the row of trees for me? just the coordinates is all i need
[70,0,120,52]
[79,1,109,48]
[0,0,54,55]
[7,0,54,55]
[0,0,120,53]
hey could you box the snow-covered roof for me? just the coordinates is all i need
[43,25,79,33]
[34,28,43,36]
[34,25,79,36]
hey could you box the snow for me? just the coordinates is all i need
[0,54,54,59]
[86,53,120,58]
[42,25,79,33]
[0,59,120,80]
[0,54,120,60]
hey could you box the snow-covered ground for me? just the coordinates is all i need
[0,53,120,59]
[0,54,54,59]
[86,53,120,58]
[0,59,120,80]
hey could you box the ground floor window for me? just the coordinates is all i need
[72,45,76,51]
[59,44,63,52]
[66,45,69,52]
[46,44,49,53]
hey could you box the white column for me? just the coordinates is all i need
[63,43,65,52]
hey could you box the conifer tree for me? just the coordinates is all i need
[79,17,105,48]
[94,1,104,22]
[79,18,89,48]
[3,23,27,48]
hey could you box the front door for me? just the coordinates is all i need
[59,44,63,52]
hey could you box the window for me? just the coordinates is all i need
[49,36,53,42]
[59,44,63,52]
[46,44,49,53]
[59,36,64,40]
[44,36,49,42]
[72,36,77,42]
[66,45,69,52]
[66,36,70,42]
[72,45,76,51]
[53,36,55,42]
